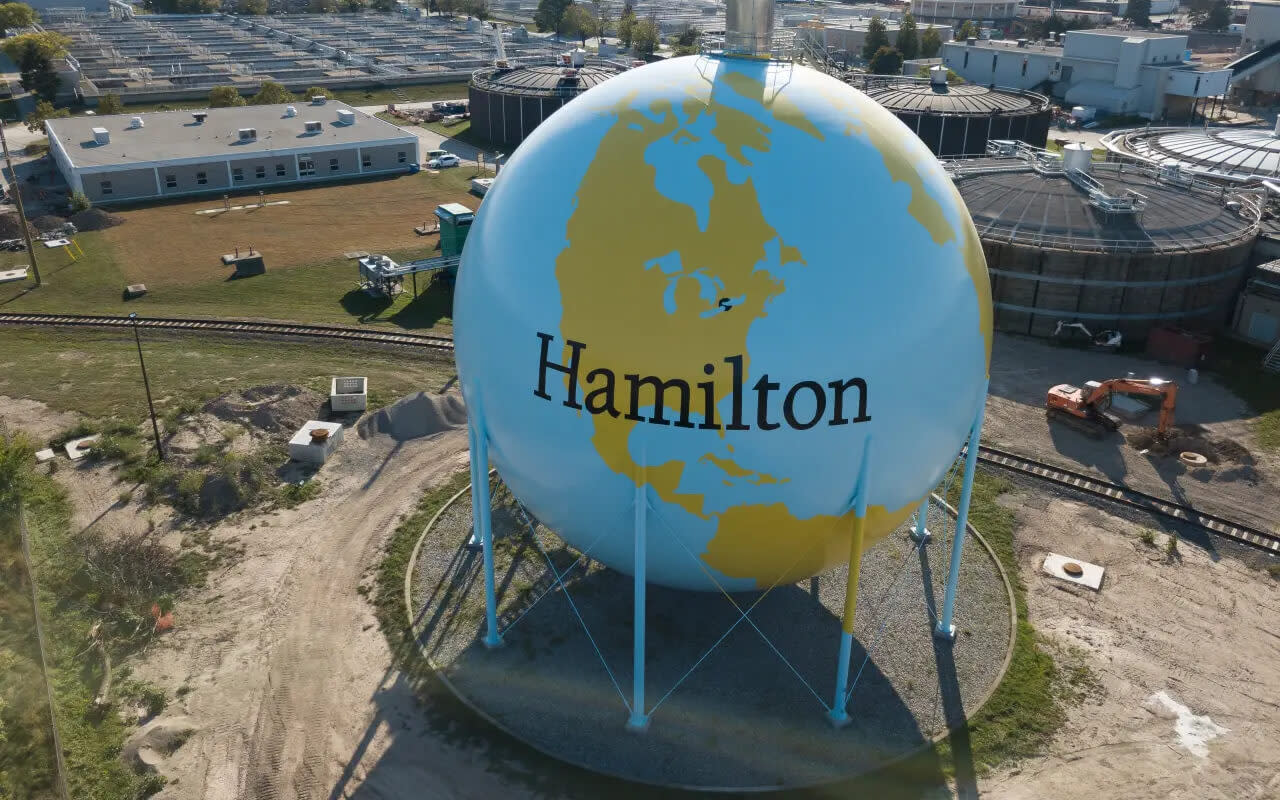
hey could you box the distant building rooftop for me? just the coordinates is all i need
[45,101,416,169]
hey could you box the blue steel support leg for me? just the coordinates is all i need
[829,441,871,728]
[468,419,502,649]
[910,494,932,544]
[935,383,989,641]
[627,475,650,731]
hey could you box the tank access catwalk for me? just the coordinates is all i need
[947,141,1263,338]
[1102,121,1280,183]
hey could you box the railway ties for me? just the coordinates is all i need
[976,445,1280,556]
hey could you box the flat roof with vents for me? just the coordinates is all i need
[45,100,416,169]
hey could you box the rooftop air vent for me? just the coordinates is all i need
[310,94,327,105]
[129,116,144,129]
[967,37,977,46]
[238,127,257,141]
[92,127,110,145]
[560,52,572,65]
[304,120,322,134]
[192,111,208,124]
[336,108,356,125]
[284,105,297,117]
[570,47,585,67]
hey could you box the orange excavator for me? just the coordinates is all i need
[1046,377,1178,439]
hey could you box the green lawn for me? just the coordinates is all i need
[1207,338,1280,451]
[0,328,455,421]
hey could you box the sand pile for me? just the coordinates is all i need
[359,390,466,441]
[203,385,324,432]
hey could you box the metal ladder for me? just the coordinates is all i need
[1264,337,1280,374]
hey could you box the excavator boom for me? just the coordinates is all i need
[1047,377,1178,438]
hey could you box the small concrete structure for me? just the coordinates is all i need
[35,448,57,463]
[287,421,343,464]
[124,283,147,299]
[1042,552,1105,590]
[221,251,266,277]
[330,377,368,412]
[0,267,28,283]
[64,434,100,460]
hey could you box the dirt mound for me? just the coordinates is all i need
[69,207,124,231]
[203,385,324,433]
[122,716,197,773]
[358,390,466,441]
[1127,425,1255,466]
[0,213,35,240]
[29,214,66,232]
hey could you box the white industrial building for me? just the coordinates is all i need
[1228,0,1280,105]
[911,0,1018,27]
[45,99,421,204]
[941,29,1232,119]
[795,20,953,59]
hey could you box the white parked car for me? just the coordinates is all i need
[428,154,460,168]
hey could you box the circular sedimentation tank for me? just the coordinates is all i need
[455,53,992,592]
[1102,125,1280,182]
[950,150,1261,339]
[468,60,624,149]
[858,74,1051,157]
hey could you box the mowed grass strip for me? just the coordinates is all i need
[0,328,455,420]
[0,170,485,332]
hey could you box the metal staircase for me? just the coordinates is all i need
[1264,337,1280,374]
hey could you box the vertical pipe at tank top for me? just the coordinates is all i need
[829,438,871,725]
[936,382,988,640]
[627,454,650,731]
[468,417,502,649]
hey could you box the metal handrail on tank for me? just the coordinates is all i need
[849,74,1051,112]
[469,58,629,98]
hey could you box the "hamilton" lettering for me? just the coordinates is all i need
[532,332,870,431]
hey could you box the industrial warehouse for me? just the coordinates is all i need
[2,0,1280,799]
[44,99,420,203]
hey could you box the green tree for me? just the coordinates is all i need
[861,16,889,61]
[208,85,246,107]
[21,99,64,132]
[459,0,488,18]
[303,85,330,100]
[69,190,90,212]
[560,2,596,42]
[309,0,337,12]
[594,0,612,38]
[250,80,293,105]
[918,64,963,83]
[534,0,571,34]
[1187,0,1211,27]
[96,91,124,115]
[920,26,941,58]
[2,31,70,101]
[370,0,396,9]
[618,8,636,47]
[235,0,268,13]
[869,45,903,75]
[339,0,366,12]
[632,15,659,55]
[956,19,979,40]
[0,2,38,33]
[895,12,919,61]
[1201,0,1230,30]
[1125,0,1151,27]
[672,25,700,56]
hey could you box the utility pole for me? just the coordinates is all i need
[129,313,165,462]
[0,119,41,286]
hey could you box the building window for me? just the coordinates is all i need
[329,157,339,171]
[1022,60,1027,76]
[196,171,208,185]
[361,153,372,168]
[992,55,997,71]
[397,151,407,163]
[298,157,315,177]
[256,165,266,179]
[276,163,286,177]
[232,167,244,182]
[165,174,176,189]
[100,180,112,196]
[964,51,969,68]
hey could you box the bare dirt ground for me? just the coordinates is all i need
[985,335,1280,532]
[983,488,1280,800]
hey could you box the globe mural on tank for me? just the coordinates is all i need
[454,45,993,729]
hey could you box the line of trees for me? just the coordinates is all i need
[1189,0,1231,31]
[860,14,940,75]
[208,81,332,107]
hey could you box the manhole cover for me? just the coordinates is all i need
[1062,562,1084,577]
[1179,451,1208,467]
[309,428,330,442]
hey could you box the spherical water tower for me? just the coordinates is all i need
[453,0,993,731]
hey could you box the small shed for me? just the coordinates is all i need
[435,203,474,258]
[1232,260,1280,347]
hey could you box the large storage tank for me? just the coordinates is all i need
[857,69,1051,157]
[950,144,1263,339]
[1101,123,1280,183]
[468,55,623,149]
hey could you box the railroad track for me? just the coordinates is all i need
[976,444,1280,555]
[0,312,456,351]
[3,311,1276,555]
